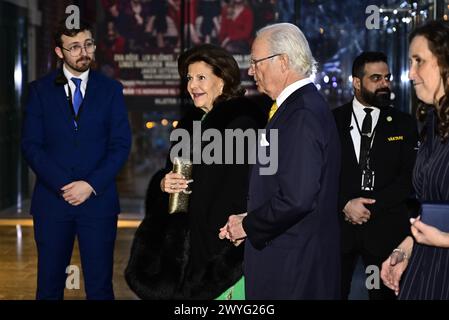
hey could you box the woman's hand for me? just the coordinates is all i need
[381,250,409,296]
[411,217,449,248]
[380,236,414,296]
[160,172,190,193]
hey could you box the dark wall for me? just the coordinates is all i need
[36,0,72,77]
[0,1,28,210]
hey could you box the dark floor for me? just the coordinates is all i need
[348,257,369,300]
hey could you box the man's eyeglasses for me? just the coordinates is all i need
[249,53,282,68]
[62,39,96,57]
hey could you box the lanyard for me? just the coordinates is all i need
[65,83,83,129]
[55,71,83,129]
[352,109,378,169]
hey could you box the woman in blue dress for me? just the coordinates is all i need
[381,20,449,300]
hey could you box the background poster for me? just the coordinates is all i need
[97,0,295,105]
[95,0,296,198]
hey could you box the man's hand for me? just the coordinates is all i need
[343,197,375,224]
[61,181,94,206]
[219,213,247,246]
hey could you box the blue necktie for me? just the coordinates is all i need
[71,77,83,116]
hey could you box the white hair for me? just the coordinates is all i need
[257,23,317,77]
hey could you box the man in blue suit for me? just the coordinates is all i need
[21,20,131,300]
[220,23,341,299]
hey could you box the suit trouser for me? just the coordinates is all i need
[341,249,396,300]
[33,212,117,300]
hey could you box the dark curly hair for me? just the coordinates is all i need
[410,20,449,142]
[54,19,93,48]
[352,51,388,79]
[178,44,245,106]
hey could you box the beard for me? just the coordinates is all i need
[360,85,391,107]
[64,55,93,73]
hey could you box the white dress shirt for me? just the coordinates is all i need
[276,78,312,107]
[63,65,89,103]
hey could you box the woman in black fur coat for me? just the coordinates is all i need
[125,44,266,299]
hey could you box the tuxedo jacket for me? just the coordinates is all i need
[21,69,132,219]
[333,101,418,258]
[243,83,341,299]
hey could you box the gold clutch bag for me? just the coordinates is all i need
[168,157,193,214]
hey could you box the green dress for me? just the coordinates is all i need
[215,277,245,300]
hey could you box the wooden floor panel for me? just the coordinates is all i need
[0,223,139,300]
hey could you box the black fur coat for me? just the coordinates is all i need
[125,97,266,299]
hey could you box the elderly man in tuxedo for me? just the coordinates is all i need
[220,23,341,299]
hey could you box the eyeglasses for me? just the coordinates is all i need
[249,53,282,68]
[62,39,96,57]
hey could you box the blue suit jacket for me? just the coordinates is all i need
[243,83,341,299]
[22,70,132,219]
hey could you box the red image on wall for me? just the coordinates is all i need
[96,0,283,105]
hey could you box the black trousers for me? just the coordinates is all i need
[341,250,396,300]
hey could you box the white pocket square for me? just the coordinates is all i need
[260,133,270,147]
